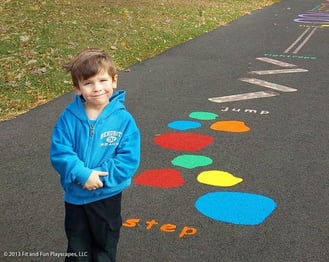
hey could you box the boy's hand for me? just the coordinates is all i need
[83,171,108,190]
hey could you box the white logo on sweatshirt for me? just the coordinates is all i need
[100,130,122,147]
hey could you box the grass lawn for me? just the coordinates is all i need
[0,0,279,121]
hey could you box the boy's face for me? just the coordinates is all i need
[75,71,118,108]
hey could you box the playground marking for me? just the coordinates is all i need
[208,91,278,103]
[284,27,317,54]
[123,218,197,238]
[263,53,317,60]
[131,1,326,239]
[239,78,298,92]
[208,55,307,104]
[256,57,297,67]
[249,68,308,75]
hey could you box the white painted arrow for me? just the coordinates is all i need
[208,57,306,104]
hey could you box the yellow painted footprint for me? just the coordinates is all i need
[197,170,243,187]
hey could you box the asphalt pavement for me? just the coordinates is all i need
[1,0,328,261]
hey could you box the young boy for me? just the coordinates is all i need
[50,48,141,261]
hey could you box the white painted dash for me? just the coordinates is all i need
[208,91,279,103]
[256,57,297,68]
[249,68,308,75]
[239,78,298,92]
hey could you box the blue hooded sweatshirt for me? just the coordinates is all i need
[50,90,140,205]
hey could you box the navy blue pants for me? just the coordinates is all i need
[64,193,122,262]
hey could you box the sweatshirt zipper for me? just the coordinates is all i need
[88,119,96,137]
[85,120,96,166]
[90,123,95,137]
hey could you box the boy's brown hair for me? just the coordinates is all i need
[63,48,117,88]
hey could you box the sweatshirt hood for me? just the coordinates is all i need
[66,90,126,121]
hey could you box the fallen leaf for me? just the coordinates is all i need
[31,67,47,75]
